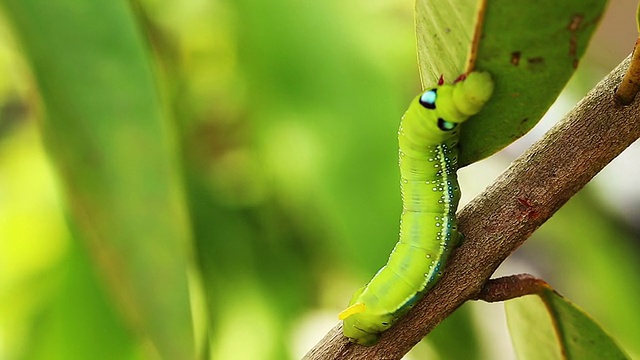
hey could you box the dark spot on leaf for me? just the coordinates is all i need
[567,14,583,59]
[511,51,521,66]
[567,14,583,32]
[526,57,546,72]
[527,57,544,65]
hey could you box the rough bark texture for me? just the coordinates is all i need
[304,55,640,360]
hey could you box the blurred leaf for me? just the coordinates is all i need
[0,126,69,359]
[24,235,138,360]
[506,290,629,360]
[533,192,640,357]
[0,0,197,358]
[426,304,482,360]
[415,0,608,166]
[146,0,341,357]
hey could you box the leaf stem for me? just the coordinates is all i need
[466,0,488,72]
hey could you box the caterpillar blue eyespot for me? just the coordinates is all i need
[419,89,437,109]
[338,71,494,346]
[437,118,457,131]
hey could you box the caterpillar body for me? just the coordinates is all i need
[339,71,494,345]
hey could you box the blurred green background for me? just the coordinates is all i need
[0,0,638,359]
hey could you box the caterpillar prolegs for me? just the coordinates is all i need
[339,72,494,345]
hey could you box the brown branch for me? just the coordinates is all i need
[304,55,640,360]
[474,274,552,303]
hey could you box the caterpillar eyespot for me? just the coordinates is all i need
[419,89,437,109]
[437,118,457,131]
[340,71,494,346]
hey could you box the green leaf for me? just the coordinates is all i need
[506,290,630,360]
[426,303,483,360]
[537,193,640,356]
[415,0,479,85]
[0,1,198,358]
[416,0,609,166]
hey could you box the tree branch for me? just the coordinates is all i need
[474,274,552,303]
[304,55,640,360]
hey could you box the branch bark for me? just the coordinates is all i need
[474,274,552,303]
[304,55,640,359]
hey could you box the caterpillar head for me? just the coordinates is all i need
[402,71,494,145]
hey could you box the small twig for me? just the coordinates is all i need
[304,55,640,360]
[474,274,552,303]
[615,38,640,104]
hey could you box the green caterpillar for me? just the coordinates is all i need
[339,71,494,345]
